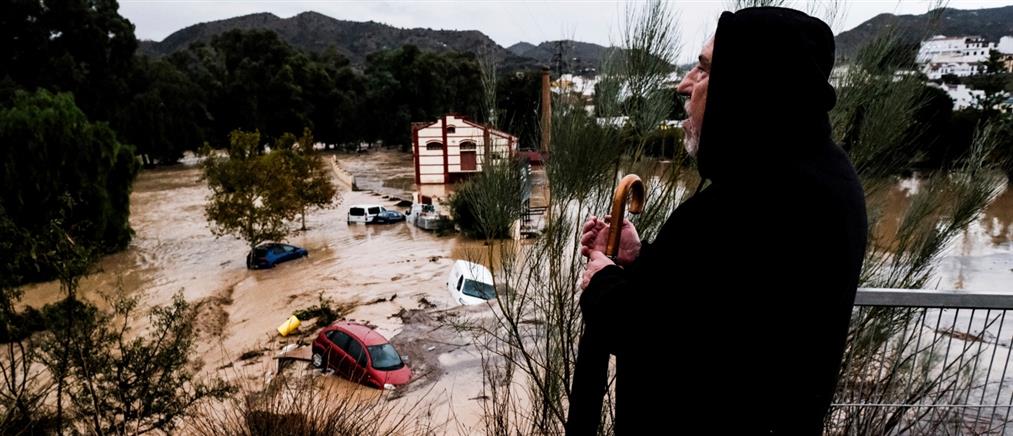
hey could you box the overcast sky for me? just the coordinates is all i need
[120,0,1013,63]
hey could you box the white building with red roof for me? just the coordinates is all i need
[411,114,519,185]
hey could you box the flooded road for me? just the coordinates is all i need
[16,150,1013,432]
[20,150,494,433]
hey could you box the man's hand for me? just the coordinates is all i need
[580,214,641,266]
[581,250,614,289]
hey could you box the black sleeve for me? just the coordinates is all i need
[577,191,704,354]
[578,239,656,353]
[580,265,627,325]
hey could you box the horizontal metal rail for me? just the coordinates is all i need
[830,288,1013,435]
[856,288,1013,310]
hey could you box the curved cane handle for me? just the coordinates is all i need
[605,174,645,258]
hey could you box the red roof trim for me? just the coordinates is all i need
[459,119,518,141]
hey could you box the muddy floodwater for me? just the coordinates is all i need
[17,150,1013,432]
[869,176,1013,291]
[20,150,501,433]
[937,184,1013,291]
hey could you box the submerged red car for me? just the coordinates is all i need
[311,321,411,390]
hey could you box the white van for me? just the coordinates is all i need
[347,204,383,224]
[446,260,497,306]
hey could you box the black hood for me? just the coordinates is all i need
[697,7,837,184]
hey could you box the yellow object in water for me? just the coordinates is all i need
[277,315,301,336]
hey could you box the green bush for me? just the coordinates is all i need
[447,158,528,240]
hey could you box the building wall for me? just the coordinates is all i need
[917,35,1001,79]
[923,61,983,79]
[412,115,518,184]
[918,36,995,62]
[415,120,445,184]
[917,37,965,62]
[929,82,985,110]
[1000,36,1013,55]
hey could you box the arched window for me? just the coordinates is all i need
[460,141,477,150]
[426,141,443,151]
[446,125,456,134]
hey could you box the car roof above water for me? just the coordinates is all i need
[329,321,389,346]
[452,260,494,283]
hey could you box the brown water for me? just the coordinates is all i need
[864,175,1013,291]
[19,150,495,432]
[934,181,1013,291]
[16,150,1013,432]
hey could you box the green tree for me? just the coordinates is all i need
[167,44,227,146]
[0,0,138,123]
[363,46,484,150]
[0,90,138,284]
[203,130,297,250]
[274,129,338,231]
[1,213,230,435]
[448,158,528,240]
[952,55,1013,176]
[207,30,313,145]
[497,71,542,150]
[40,292,233,435]
[985,49,1005,75]
[304,50,366,148]
[119,57,208,165]
[0,213,56,434]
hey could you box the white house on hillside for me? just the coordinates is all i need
[411,114,518,185]
[917,36,995,63]
[918,35,997,79]
[999,36,1013,55]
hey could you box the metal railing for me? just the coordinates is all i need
[829,288,1013,435]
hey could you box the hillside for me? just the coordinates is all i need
[835,6,1013,60]
[139,11,537,70]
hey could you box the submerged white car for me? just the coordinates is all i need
[446,260,497,305]
[347,204,405,224]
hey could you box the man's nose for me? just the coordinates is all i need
[676,76,693,97]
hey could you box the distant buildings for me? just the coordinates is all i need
[917,35,1012,80]
[927,82,986,110]
[912,35,1013,110]
[551,73,599,97]
[411,114,518,185]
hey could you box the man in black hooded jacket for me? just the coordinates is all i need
[576,7,868,434]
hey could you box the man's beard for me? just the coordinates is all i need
[684,123,699,157]
[683,102,700,157]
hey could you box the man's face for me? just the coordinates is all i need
[677,38,713,157]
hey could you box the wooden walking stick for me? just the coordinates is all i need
[606,175,646,259]
[566,174,646,436]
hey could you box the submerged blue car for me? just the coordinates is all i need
[373,209,406,224]
[246,243,308,269]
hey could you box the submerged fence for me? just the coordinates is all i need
[830,288,1013,435]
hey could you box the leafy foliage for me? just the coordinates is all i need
[362,45,485,150]
[117,56,208,165]
[0,90,138,283]
[203,128,337,248]
[824,11,1008,433]
[36,291,235,435]
[0,221,230,435]
[496,71,543,150]
[0,0,138,123]
[203,130,296,249]
[448,158,529,240]
[273,129,339,230]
